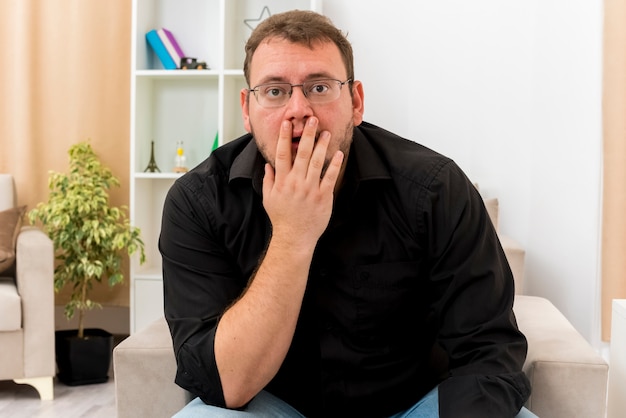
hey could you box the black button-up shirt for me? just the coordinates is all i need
[160,122,531,417]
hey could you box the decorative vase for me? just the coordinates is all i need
[55,328,114,386]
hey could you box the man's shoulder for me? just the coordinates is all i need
[168,133,254,203]
[179,134,253,182]
[356,122,455,184]
[196,133,254,174]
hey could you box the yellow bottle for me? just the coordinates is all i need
[174,141,188,173]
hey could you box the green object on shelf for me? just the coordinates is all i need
[212,132,219,152]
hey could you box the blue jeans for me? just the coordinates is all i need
[172,387,538,417]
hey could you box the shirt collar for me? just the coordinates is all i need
[350,126,392,182]
[228,126,392,194]
[229,136,265,194]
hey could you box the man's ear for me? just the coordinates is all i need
[241,88,252,133]
[351,80,365,126]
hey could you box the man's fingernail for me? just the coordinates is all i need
[308,117,317,126]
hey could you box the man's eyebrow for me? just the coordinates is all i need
[305,72,337,80]
[254,76,289,85]
[253,72,340,86]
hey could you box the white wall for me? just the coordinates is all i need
[323,1,604,345]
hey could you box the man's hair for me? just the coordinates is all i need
[243,10,354,86]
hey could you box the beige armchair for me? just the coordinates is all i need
[0,174,55,400]
[114,297,609,418]
[114,197,609,418]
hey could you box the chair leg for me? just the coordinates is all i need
[13,376,54,400]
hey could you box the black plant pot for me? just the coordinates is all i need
[55,328,113,386]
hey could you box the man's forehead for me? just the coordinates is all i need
[249,38,344,81]
[254,36,332,54]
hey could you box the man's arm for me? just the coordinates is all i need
[214,117,344,408]
[423,163,531,417]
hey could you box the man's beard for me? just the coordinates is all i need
[251,119,354,177]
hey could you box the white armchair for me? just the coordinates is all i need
[0,174,55,400]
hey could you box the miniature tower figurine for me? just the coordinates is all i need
[144,141,161,172]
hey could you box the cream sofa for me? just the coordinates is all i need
[0,174,55,400]
[114,198,609,417]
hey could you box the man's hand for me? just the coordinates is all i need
[262,117,344,251]
[215,116,344,408]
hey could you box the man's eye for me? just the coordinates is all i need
[308,83,330,95]
[264,86,287,98]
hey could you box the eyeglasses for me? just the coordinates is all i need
[248,79,352,108]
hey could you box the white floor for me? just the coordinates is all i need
[0,335,123,418]
[0,377,116,418]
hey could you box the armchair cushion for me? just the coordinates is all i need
[0,276,21,331]
[0,205,26,274]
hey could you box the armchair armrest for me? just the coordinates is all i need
[514,295,608,418]
[500,234,525,295]
[16,226,55,377]
[114,317,189,418]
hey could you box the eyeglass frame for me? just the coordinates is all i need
[247,78,353,108]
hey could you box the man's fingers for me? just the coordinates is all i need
[320,150,344,192]
[262,163,275,197]
[274,120,293,175]
[305,130,330,183]
[292,117,318,176]
[270,116,341,193]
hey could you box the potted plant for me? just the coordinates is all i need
[29,141,145,386]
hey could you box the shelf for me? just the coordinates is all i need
[135,69,220,79]
[130,0,320,333]
[133,76,220,171]
[223,69,245,77]
[134,0,220,72]
[134,70,243,78]
[133,266,165,280]
[133,172,184,179]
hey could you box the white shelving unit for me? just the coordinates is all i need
[130,0,321,333]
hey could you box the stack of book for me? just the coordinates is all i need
[146,28,185,69]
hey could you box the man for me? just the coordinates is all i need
[160,10,534,418]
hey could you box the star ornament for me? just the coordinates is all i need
[244,6,272,31]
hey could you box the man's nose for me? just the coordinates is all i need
[284,85,313,114]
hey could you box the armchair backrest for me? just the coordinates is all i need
[0,174,16,211]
